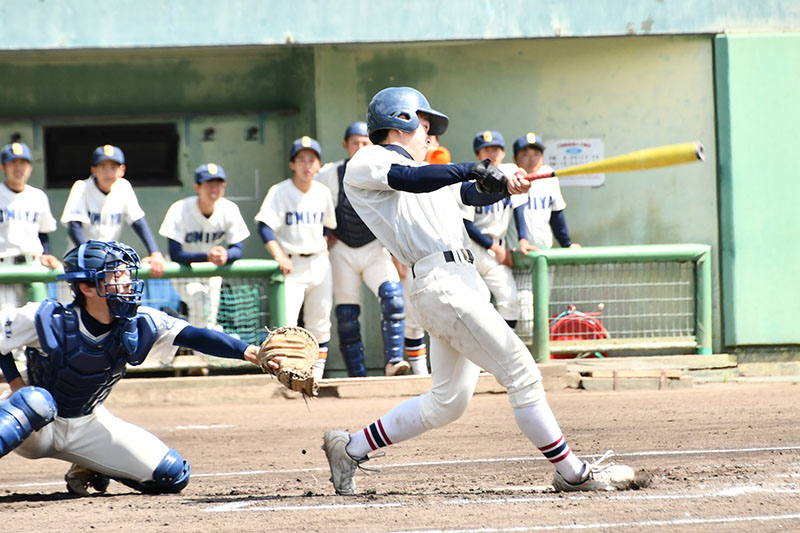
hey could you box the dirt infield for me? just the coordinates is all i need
[1,377,799,532]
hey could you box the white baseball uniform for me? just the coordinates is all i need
[315,161,399,305]
[1,302,189,483]
[459,163,523,321]
[518,165,567,249]
[0,182,58,310]
[60,176,145,245]
[159,197,251,330]
[344,145,542,428]
[255,179,336,344]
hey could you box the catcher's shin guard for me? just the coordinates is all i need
[0,386,56,458]
[118,448,190,494]
[378,282,404,365]
[335,305,366,377]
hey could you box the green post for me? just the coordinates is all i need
[268,270,287,327]
[25,282,48,302]
[695,245,713,354]
[532,253,550,363]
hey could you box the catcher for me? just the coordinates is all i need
[0,239,317,496]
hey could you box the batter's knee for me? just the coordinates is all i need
[418,388,473,429]
[508,379,547,410]
[0,387,56,458]
[378,281,404,320]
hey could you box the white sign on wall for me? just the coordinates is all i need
[543,138,605,187]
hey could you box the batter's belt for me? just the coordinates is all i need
[411,249,474,279]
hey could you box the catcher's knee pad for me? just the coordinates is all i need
[0,387,56,458]
[378,282,404,363]
[335,305,366,376]
[418,388,473,429]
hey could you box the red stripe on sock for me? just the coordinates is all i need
[538,436,564,453]
[376,419,393,446]
[549,448,571,463]
[363,427,376,450]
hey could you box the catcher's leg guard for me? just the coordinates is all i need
[0,386,56,458]
[378,282,405,365]
[118,448,190,494]
[335,305,366,377]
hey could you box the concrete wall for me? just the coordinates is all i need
[715,33,800,348]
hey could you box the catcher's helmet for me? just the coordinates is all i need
[366,87,449,143]
[58,240,144,318]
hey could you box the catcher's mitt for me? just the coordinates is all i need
[257,326,319,397]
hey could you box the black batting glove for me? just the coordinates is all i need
[469,159,508,194]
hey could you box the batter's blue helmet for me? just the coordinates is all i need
[58,240,144,319]
[366,87,449,143]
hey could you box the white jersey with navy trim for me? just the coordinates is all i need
[519,165,567,249]
[0,302,189,365]
[314,159,345,206]
[60,176,146,243]
[159,197,250,254]
[0,183,57,258]
[343,144,470,267]
[254,179,336,255]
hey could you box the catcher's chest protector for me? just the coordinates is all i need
[27,300,159,417]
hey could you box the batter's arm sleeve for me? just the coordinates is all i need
[460,181,509,206]
[67,221,87,246]
[173,326,249,360]
[167,239,208,265]
[38,233,51,255]
[131,217,161,254]
[387,162,474,193]
[0,352,21,383]
[514,204,530,241]
[225,241,244,263]
[549,209,573,248]
[463,219,493,249]
[257,221,276,243]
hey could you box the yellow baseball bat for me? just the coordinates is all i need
[525,141,704,181]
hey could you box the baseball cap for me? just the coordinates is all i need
[1,142,32,164]
[513,132,545,156]
[92,145,125,165]
[289,136,322,161]
[195,163,227,183]
[343,121,368,140]
[473,130,505,153]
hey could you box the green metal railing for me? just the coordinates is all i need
[513,244,712,363]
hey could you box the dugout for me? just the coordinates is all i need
[0,1,797,374]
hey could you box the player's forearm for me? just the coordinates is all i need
[173,326,250,360]
[226,242,244,263]
[0,352,21,383]
[38,233,51,255]
[549,209,573,248]
[514,205,530,241]
[131,217,161,254]
[463,219,493,249]
[460,181,508,206]
[167,239,208,265]
[387,162,474,193]
[67,221,87,245]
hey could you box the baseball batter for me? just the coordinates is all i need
[461,130,524,328]
[0,143,60,309]
[60,145,166,278]
[0,240,276,496]
[323,87,635,494]
[255,137,336,380]
[159,163,250,329]
[315,121,412,377]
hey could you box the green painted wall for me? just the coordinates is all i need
[0,0,797,49]
[715,33,800,347]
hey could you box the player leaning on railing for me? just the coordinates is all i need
[0,240,278,496]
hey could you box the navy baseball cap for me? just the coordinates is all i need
[343,121,368,140]
[1,142,32,164]
[513,132,546,156]
[195,163,227,183]
[473,130,505,153]
[92,145,125,165]
[290,136,322,161]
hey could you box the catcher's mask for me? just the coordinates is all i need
[58,240,144,319]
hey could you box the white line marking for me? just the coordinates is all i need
[205,501,403,513]
[174,424,234,431]
[2,444,798,490]
[389,513,800,532]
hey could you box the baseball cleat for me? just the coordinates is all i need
[552,451,635,492]
[65,463,111,496]
[322,430,360,495]
[385,360,411,376]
